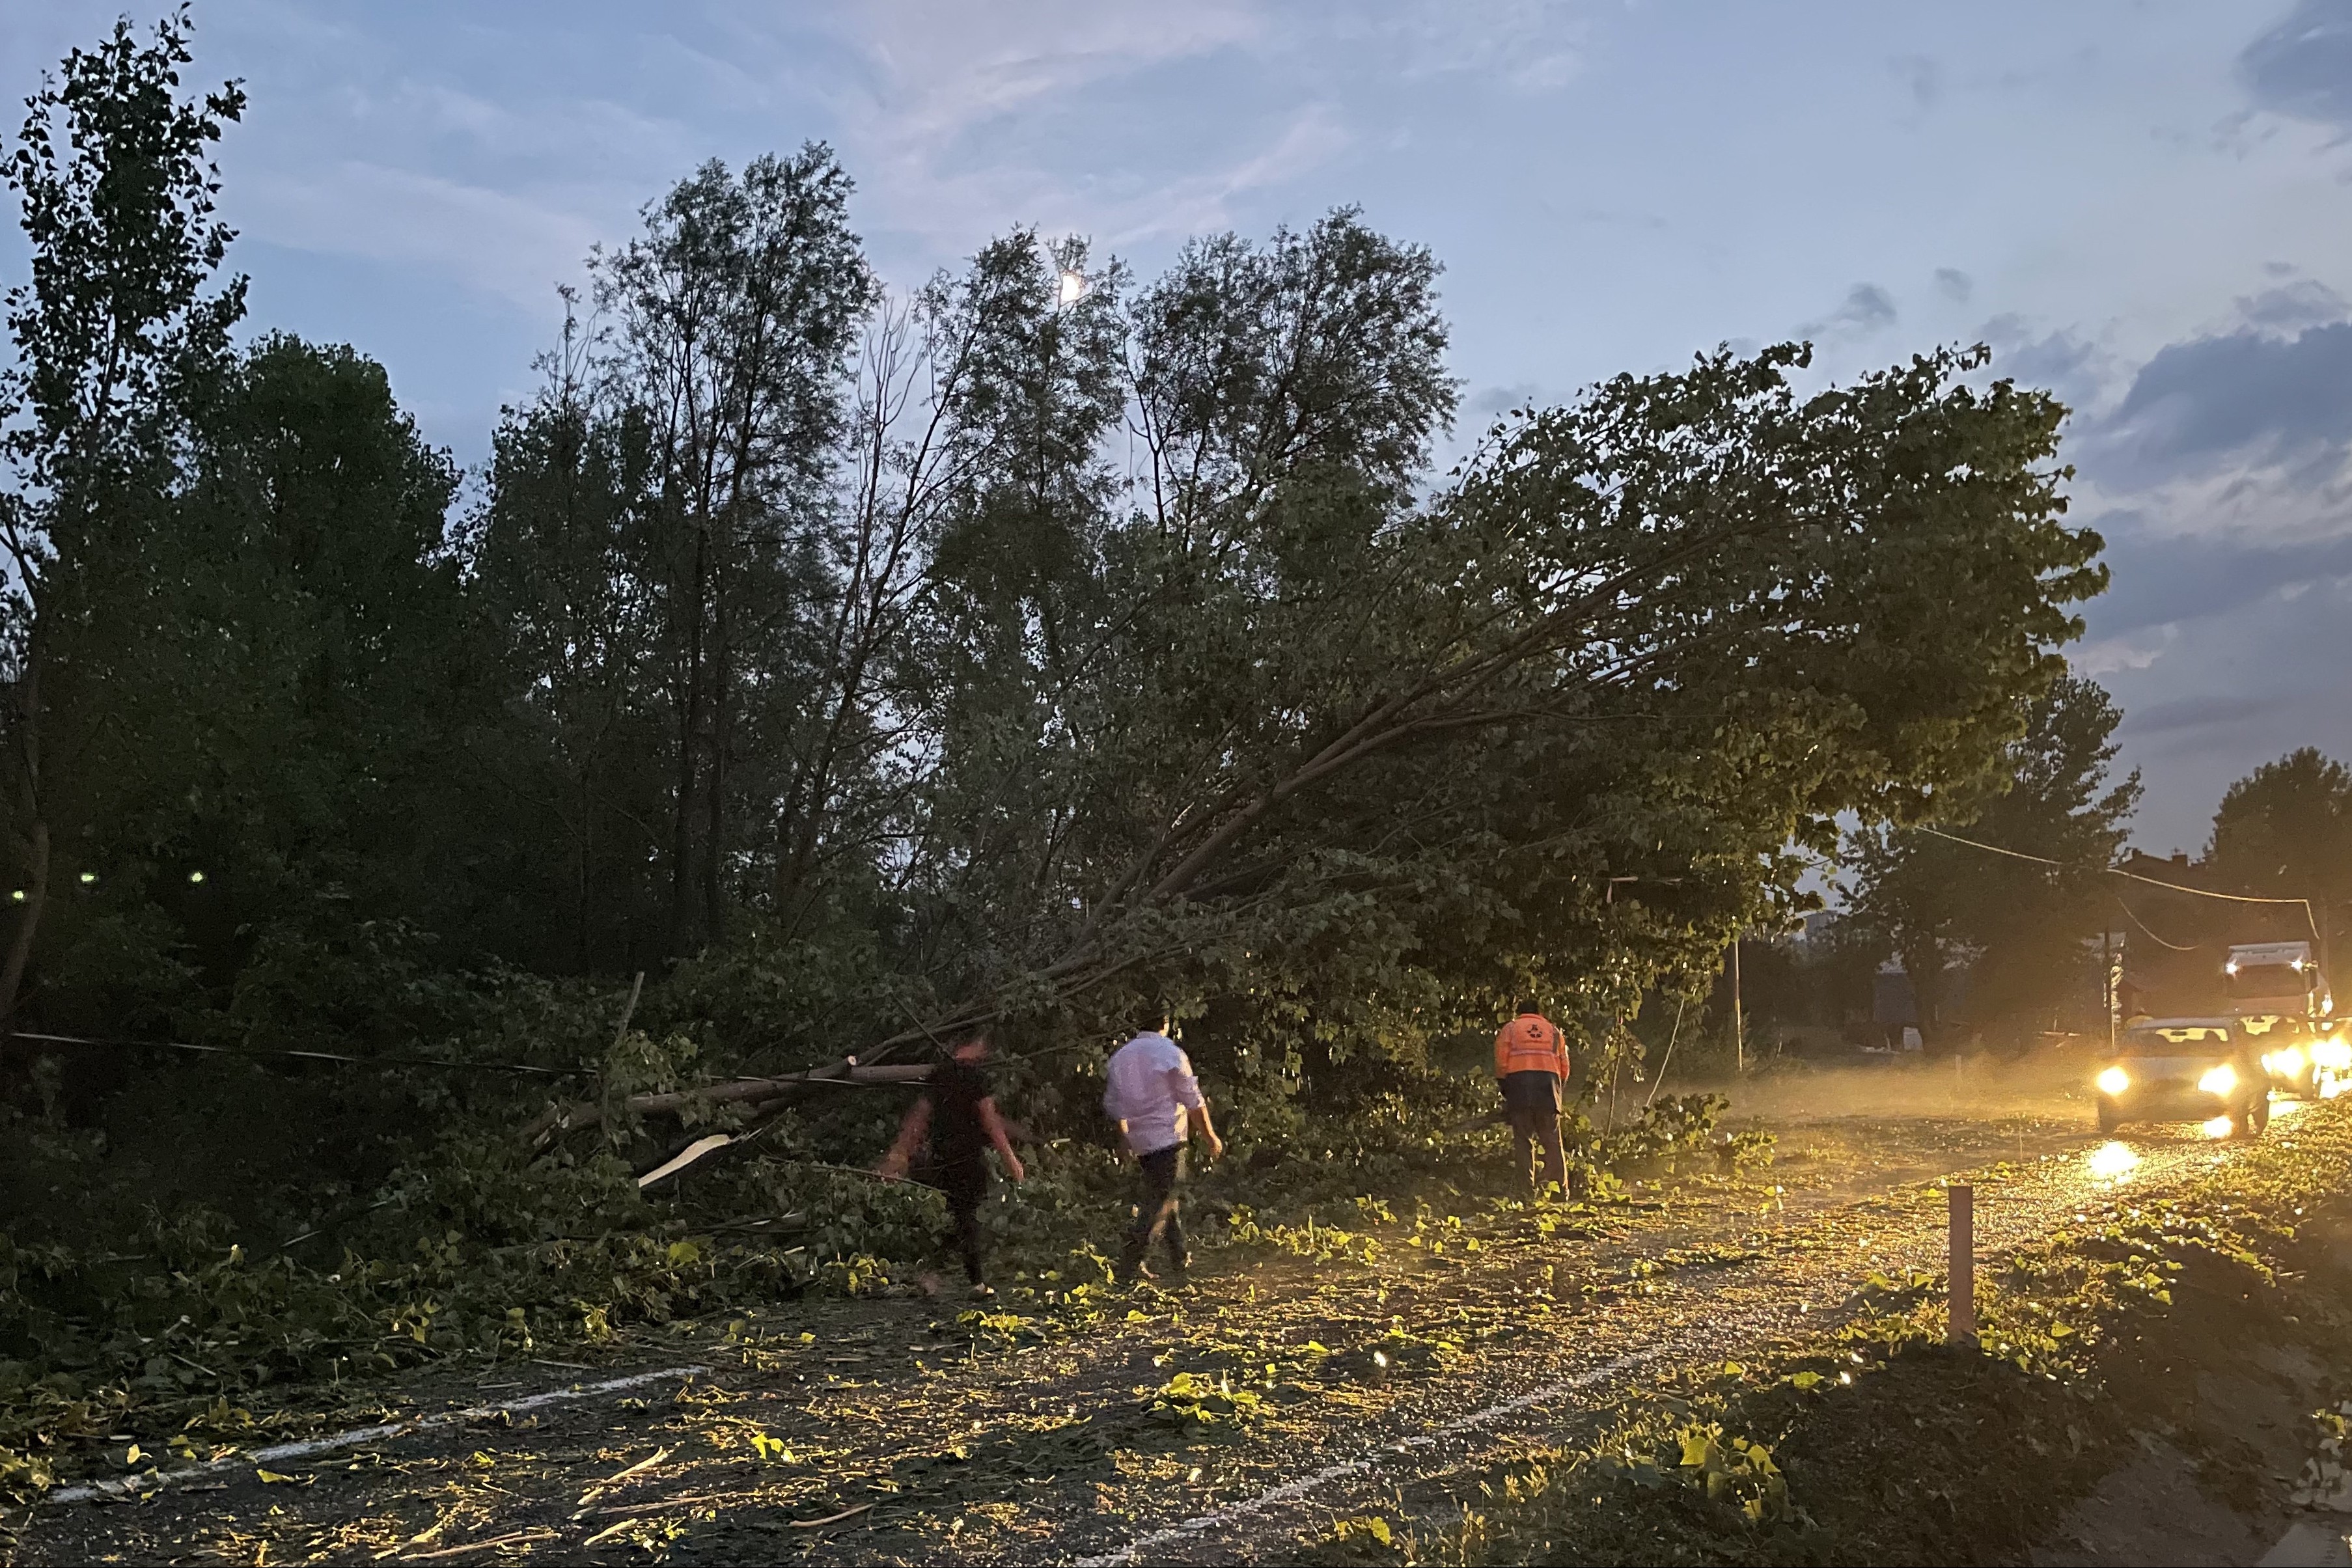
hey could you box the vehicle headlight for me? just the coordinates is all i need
[2096,1066,2131,1095]
[2264,1046,2307,1077]
[2314,1039,2352,1071]
[2198,1064,2239,1096]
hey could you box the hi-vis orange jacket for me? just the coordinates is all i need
[1494,1013,1570,1079]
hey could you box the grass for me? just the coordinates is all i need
[1307,1099,2352,1565]
[0,1083,1759,1503]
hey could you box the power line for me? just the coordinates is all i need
[8,1026,934,1093]
[1909,825,2319,940]
[7,1028,594,1078]
[1911,825,2074,870]
[2109,864,2318,911]
[2112,896,2198,953]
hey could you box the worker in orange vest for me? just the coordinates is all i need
[1495,1002,1571,1196]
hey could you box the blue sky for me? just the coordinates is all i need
[4,1,2351,857]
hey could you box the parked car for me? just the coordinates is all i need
[2312,1020,2352,1099]
[2094,1017,2269,1137]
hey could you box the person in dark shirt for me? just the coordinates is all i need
[876,1030,1025,1299]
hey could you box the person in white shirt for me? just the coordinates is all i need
[1101,1015,1224,1287]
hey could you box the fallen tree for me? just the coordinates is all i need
[538,340,2095,1148]
[523,1060,930,1146]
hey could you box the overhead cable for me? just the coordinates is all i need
[8,1028,594,1077]
[1909,825,2319,941]
[2112,897,2198,953]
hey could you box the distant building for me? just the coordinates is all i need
[1871,961,1971,1041]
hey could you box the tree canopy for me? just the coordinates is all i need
[2207,747,2352,913]
[1842,674,2140,1044]
[0,16,2163,1481]
[0,12,2111,1128]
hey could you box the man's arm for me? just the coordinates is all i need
[1169,1060,1223,1161]
[876,1095,932,1179]
[978,1096,1026,1182]
[1190,1095,1224,1161]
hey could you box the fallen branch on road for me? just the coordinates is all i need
[523,1062,932,1146]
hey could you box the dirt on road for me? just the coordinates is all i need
[12,1072,2308,1568]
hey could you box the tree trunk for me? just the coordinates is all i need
[523,1060,932,1144]
[0,661,48,1032]
[668,521,708,954]
[703,582,729,944]
[575,761,593,972]
[1902,939,1946,1052]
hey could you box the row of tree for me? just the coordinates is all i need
[1823,675,2138,1047]
[1,14,2104,1104]
[1775,721,2352,1052]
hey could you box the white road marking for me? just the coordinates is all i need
[1070,1137,2247,1565]
[45,1365,708,1506]
[1070,1344,1674,1568]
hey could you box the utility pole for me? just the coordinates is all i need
[2105,928,2121,1055]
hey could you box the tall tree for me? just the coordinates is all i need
[592,148,874,953]
[473,300,668,971]
[1131,207,1454,539]
[0,10,243,1026]
[2206,746,2352,957]
[1846,675,2140,1043]
[773,230,1128,934]
[24,331,492,1037]
[865,336,2101,1077]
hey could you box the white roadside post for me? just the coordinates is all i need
[1948,1183,1976,1345]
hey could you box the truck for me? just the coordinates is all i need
[2222,941,2344,1096]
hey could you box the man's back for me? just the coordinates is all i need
[1495,1012,1568,1079]
[1104,1031,1201,1154]
[924,1054,992,1164]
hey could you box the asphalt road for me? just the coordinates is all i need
[12,1097,2286,1567]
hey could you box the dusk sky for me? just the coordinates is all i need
[3,1,2349,859]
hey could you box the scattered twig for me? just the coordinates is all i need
[401,1530,555,1561]
[1646,995,1690,1110]
[576,1446,672,1509]
[599,1446,671,1487]
[791,1503,874,1529]
[593,1492,728,1516]
[611,971,645,1051]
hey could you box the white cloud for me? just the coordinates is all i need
[236,162,603,314]
[1796,282,1898,341]
[1105,106,1353,241]
[1360,1,1588,90]
[768,0,1372,262]
[2073,627,2175,678]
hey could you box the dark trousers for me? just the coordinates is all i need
[937,1157,989,1283]
[1120,1145,1187,1274]
[1502,1070,1566,1195]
